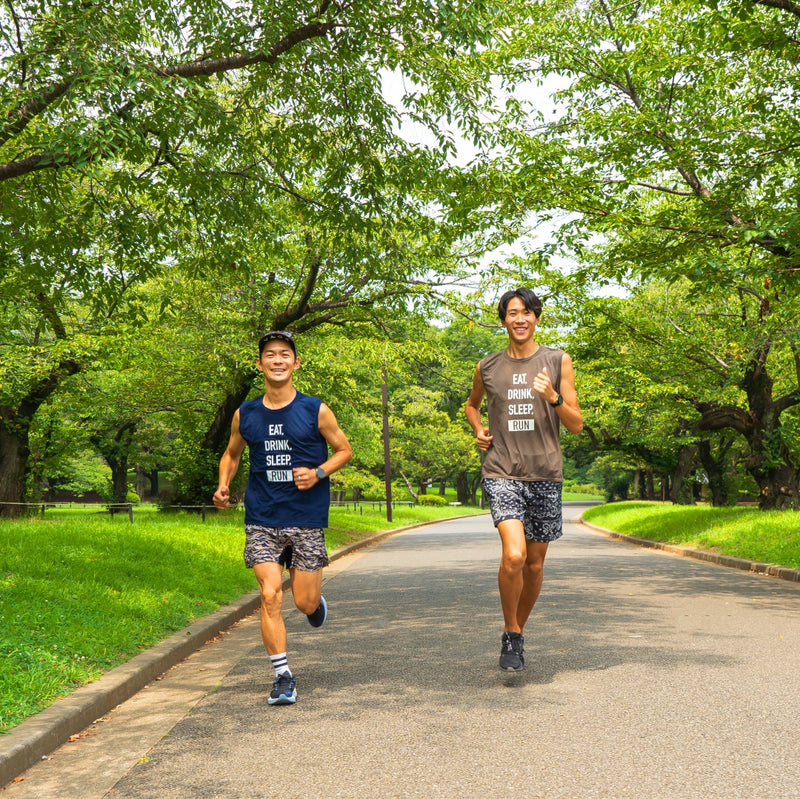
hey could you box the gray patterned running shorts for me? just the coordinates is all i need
[243,525,329,571]
[482,478,563,542]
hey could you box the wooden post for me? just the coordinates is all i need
[382,366,393,523]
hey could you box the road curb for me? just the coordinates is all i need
[0,515,477,787]
[579,518,800,583]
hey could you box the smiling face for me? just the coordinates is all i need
[257,340,300,386]
[501,296,538,344]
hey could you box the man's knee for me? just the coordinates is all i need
[293,593,319,615]
[290,571,322,614]
[524,540,549,571]
[501,549,526,573]
[257,576,283,611]
[523,559,544,579]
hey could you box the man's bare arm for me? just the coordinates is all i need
[213,409,247,508]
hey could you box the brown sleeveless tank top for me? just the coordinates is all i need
[479,346,564,481]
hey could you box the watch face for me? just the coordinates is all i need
[315,467,325,479]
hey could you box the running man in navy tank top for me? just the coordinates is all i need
[213,331,352,705]
[465,289,583,672]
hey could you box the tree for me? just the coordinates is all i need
[471,0,800,507]
[389,387,478,498]
[400,313,506,503]
[0,1,514,513]
[490,0,800,284]
[570,280,800,508]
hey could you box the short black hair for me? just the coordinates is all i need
[497,288,542,321]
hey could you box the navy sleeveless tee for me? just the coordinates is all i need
[238,392,330,528]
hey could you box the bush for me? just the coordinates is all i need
[562,481,603,496]
[416,494,447,506]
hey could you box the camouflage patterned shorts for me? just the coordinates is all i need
[243,525,329,571]
[482,478,563,542]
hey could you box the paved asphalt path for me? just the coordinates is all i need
[4,509,799,798]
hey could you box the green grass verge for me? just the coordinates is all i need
[0,503,482,733]
[582,501,800,571]
[563,492,602,502]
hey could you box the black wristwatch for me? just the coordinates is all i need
[549,394,564,407]
[315,467,326,479]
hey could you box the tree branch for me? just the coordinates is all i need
[0,77,75,149]
[751,0,800,18]
[156,19,338,80]
[598,306,731,380]
[602,177,694,196]
[0,17,340,180]
[36,291,68,339]
[693,401,752,436]
[272,237,323,329]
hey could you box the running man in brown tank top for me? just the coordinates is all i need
[465,288,583,672]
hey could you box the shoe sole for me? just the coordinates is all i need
[499,651,525,671]
[307,595,327,628]
[268,692,297,705]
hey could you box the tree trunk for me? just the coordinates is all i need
[135,465,147,499]
[92,421,137,504]
[669,445,697,505]
[696,439,730,507]
[0,357,81,517]
[456,472,470,504]
[201,378,253,461]
[177,371,255,503]
[400,472,419,501]
[0,415,30,518]
[746,414,800,510]
[148,469,159,498]
[644,469,655,500]
[134,466,160,500]
[695,341,800,510]
[470,473,483,506]
[752,464,800,510]
[109,454,130,504]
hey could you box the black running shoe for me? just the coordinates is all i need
[306,595,327,628]
[278,544,293,569]
[499,632,524,672]
[268,673,297,705]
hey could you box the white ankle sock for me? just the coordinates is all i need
[270,652,291,677]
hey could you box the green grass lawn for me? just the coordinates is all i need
[0,502,481,732]
[582,501,800,571]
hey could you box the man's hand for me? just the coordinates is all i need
[212,485,231,509]
[475,427,493,452]
[533,366,559,405]
[293,467,319,491]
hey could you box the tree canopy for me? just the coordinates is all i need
[4,0,800,511]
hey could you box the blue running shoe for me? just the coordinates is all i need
[307,595,327,628]
[268,673,297,705]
